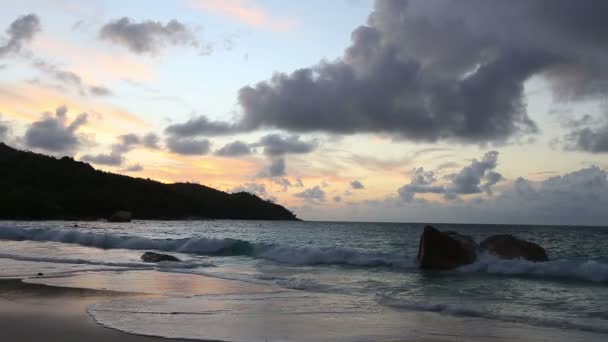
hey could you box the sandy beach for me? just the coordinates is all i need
[0,278,196,342]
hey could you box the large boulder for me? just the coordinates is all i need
[416,226,478,270]
[480,235,548,262]
[141,252,181,263]
[108,210,132,222]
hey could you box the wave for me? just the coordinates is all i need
[0,252,210,270]
[0,226,414,268]
[376,295,608,334]
[2,226,608,284]
[458,252,608,283]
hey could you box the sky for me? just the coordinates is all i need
[1,0,608,225]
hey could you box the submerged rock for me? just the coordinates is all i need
[141,252,181,263]
[416,225,478,270]
[108,211,132,222]
[480,234,548,262]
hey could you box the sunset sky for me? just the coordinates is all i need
[2,0,608,225]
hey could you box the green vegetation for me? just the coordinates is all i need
[0,143,298,221]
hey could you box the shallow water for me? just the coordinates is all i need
[1,220,608,341]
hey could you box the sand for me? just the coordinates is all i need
[0,279,201,342]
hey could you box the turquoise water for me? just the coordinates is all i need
[1,220,608,340]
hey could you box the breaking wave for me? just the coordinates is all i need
[458,252,608,283]
[2,226,608,284]
[0,226,413,268]
[376,295,608,334]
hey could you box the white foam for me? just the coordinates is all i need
[375,295,608,334]
[0,226,414,268]
[458,252,608,283]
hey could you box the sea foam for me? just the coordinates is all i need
[375,294,608,334]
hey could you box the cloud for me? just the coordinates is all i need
[188,0,295,31]
[81,133,160,166]
[164,115,241,137]
[350,180,365,189]
[99,17,204,55]
[447,151,503,195]
[326,166,608,225]
[207,1,608,144]
[398,151,504,201]
[254,134,317,156]
[333,195,342,203]
[480,166,608,225]
[124,164,143,172]
[81,152,123,166]
[398,167,445,202]
[31,59,111,97]
[215,140,251,156]
[295,185,326,202]
[142,132,161,149]
[0,14,40,57]
[166,136,211,155]
[0,115,9,141]
[231,182,266,196]
[24,106,88,153]
[563,113,608,153]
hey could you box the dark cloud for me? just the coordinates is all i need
[0,14,40,57]
[295,185,326,202]
[81,133,160,166]
[338,166,608,225]
[184,1,603,144]
[81,133,139,166]
[231,183,267,196]
[215,140,251,157]
[255,134,317,156]
[24,106,88,153]
[142,132,161,149]
[398,151,503,201]
[99,17,202,55]
[125,164,143,172]
[164,115,241,137]
[165,136,211,155]
[350,180,365,189]
[0,115,9,141]
[258,157,286,178]
[333,195,342,203]
[447,151,503,195]
[398,167,445,202]
[266,157,286,177]
[81,152,123,166]
[31,59,111,97]
[564,113,608,153]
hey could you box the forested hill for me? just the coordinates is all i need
[0,143,298,221]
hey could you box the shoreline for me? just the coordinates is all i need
[0,278,210,342]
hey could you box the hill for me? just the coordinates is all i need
[0,143,298,221]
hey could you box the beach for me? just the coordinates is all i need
[0,278,191,342]
[0,220,607,341]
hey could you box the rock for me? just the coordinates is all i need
[37,272,44,276]
[480,234,548,262]
[108,210,132,222]
[141,252,181,263]
[416,225,478,270]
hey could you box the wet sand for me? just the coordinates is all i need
[0,279,203,342]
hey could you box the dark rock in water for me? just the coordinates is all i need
[108,210,132,222]
[37,272,44,276]
[141,252,181,263]
[416,225,478,270]
[480,234,548,262]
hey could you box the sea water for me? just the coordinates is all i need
[1,220,607,341]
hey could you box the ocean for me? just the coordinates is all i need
[1,220,607,341]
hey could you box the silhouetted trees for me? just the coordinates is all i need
[0,143,298,221]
